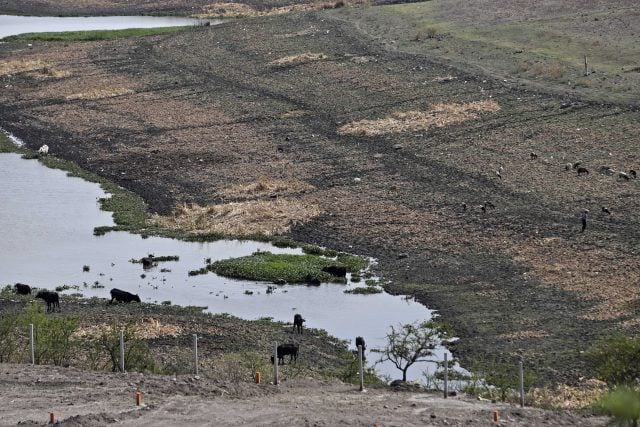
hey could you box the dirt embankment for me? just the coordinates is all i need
[0,362,608,426]
[0,5,639,388]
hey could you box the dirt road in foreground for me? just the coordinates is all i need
[0,364,607,426]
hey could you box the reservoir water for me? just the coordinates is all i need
[0,15,215,39]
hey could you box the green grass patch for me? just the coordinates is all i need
[336,253,368,272]
[4,26,193,42]
[208,251,350,284]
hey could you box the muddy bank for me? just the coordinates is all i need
[0,8,638,387]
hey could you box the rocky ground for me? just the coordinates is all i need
[0,0,638,402]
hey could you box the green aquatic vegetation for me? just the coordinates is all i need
[344,286,383,295]
[209,251,350,284]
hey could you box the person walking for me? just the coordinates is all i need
[580,208,589,232]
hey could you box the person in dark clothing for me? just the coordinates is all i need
[580,209,589,232]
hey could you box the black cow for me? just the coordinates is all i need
[270,343,299,365]
[141,256,155,269]
[355,336,366,352]
[110,288,141,303]
[14,283,31,295]
[321,265,347,277]
[293,313,305,334]
[35,290,59,313]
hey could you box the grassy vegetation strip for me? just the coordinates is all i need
[4,27,192,42]
[204,251,351,283]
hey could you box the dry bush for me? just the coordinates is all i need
[338,100,500,136]
[518,60,566,79]
[0,58,69,78]
[528,378,607,410]
[65,87,134,100]
[269,52,327,67]
[219,177,313,199]
[151,199,321,236]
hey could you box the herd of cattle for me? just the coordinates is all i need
[11,283,365,365]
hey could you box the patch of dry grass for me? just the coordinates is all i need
[74,318,183,340]
[498,330,549,339]
[65,87,135,100]
[151,199,321,236]
[528,378,607,410]
[0,58,69,78]
[197,2,341,18]
[269,52,327,67]
[219,177,313,199]
[337,100,500,136]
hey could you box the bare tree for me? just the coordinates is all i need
[373,320,450,382]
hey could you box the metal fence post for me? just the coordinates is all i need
[443,353,448,399]
[119,330,125,373]
[193,334,199,375]
[519,359,525,408]
[358,345,364,392]
[273,341,279,385]
[29,323,35,365]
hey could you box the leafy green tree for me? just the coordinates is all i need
[586,335,640,386]
[373,320,450,381]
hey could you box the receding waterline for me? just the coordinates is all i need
[0,15,219,39]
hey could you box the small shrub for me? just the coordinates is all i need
[161,300,172,306]
[82,265,90,272]
[0,310,22,362]
[586,334,640,386]
[22,303,78,366]
[596,386,640,427]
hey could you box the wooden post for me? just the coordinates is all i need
[119,330,125,373]
[443,353,448,399]
[273,341,279,385]
[49,412,55,424]
[192,334,199,375]
[29,324,35,365]
[135,391,142,406]
[518,359,525,408]
[358,344,364,392]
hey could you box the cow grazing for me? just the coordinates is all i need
[270,343,299,365]
[35,290,59,312]
[38,144,49,156]
[321,265,347,277]
[618,171,630,181]
[630,170,637,179]
[293,313,305,334]
[14,283,31,295]
[577,167,589,175]
[530,152,538,160]
[355,336,366,351]
[110,288,141,303]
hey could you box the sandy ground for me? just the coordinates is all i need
[0,363,608,426]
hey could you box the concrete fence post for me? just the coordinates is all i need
[273,341,279,385]
[358,345,364,392]
[443,353,448,399]
[519,359,525,408]
[193,334,199,375]
[29,323,35,365]
[119,330,125,373]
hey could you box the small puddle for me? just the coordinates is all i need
[0,15,219,39]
